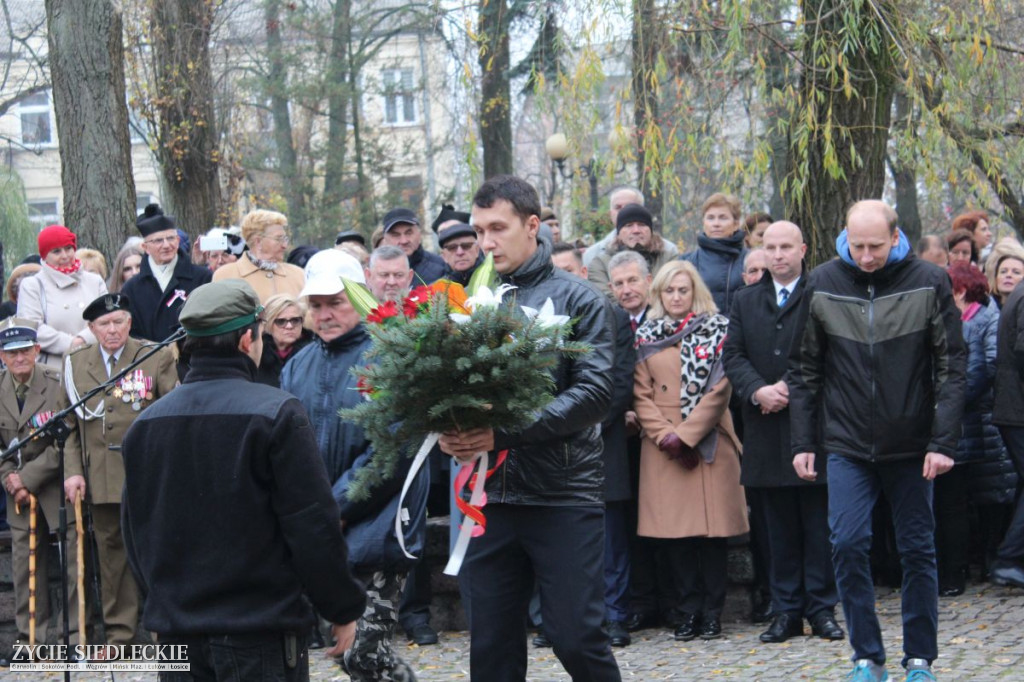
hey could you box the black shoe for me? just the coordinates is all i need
[624,612,659,632]
[673,613,701,641]
[750,594,773,624]
[939,583,965,597]
[532,631,553,648]
[699,617,722,640]
[407,623,438,646]
[759,612,804,643]
[809,612,845,641]
[991,562,1024,589]
[605,620,631,647]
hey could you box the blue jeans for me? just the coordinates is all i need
[827,454,938,668]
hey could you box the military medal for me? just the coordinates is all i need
[132,402,142,412]
[113,388,123,399]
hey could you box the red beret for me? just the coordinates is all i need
[37,224,77,260]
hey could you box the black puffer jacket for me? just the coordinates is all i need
[958,302,1018,503]
[489,238,615,505]
[680,231,748,316]
[789,253,966,461]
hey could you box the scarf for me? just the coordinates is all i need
[635,312,729,462]
[961,301,981,322]
[247,251,279,272]
[47,259,82,276]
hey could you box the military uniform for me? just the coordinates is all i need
[61,336,178,645]
[0,363,80,646]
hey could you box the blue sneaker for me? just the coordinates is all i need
[905,658,936,681]
[846,659,889,681]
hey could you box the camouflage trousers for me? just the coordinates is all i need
[341,569,418,682]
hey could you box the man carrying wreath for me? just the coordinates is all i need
[439,175,621,681]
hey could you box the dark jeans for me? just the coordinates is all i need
[458,503,621,682]
[760,485,838,619]
[398,560,431,633]
[159,633,307,682]
[664,537,728,619]
[604,501,631,623]
[746,488,773,601]
[933,464,970,586]
[996,426,1024,563]
[827,454,938,668]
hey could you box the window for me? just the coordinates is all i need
[136,194,157,215]
[20,91,54,145]
[382,68,416,125]
[387,175,423,211]
[27,200,60,230]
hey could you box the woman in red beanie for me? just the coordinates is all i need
[16,224,108,366]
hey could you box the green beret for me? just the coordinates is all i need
[179,280,264,337]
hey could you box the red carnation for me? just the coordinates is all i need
[403,285,435,318]
[367,300,399,325]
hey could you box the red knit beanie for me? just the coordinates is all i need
[38,224,77,259]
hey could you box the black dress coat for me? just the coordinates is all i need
[723,272,824,488]
[602,305,636,502]
[121,256,213,344]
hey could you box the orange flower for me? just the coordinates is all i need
[430,279,470,314]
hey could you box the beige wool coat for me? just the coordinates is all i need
[212,255,305,304]
[17,266,107,366]
[633,343,749,539]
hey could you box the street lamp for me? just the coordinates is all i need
[545,133,599,210]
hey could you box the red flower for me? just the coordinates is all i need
[403,285,435,318]
[356,375,375,396]
[367,300,399,325]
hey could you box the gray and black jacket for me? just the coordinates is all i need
[788,252,966,462]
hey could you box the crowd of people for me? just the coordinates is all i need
[0,179,1023,682]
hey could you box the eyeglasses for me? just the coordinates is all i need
[144,235,178,246]
[442,241,477,253]
[263,233,291,246]
[273,317,303,328]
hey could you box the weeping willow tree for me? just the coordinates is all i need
[614,0,1024,263]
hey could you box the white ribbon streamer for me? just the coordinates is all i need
[395,432,440,560]
[443,450,489,576]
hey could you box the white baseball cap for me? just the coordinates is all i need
[300,249,366,297]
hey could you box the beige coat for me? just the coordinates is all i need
[60,337,179,505]
[634,343,748,539]
[212,255,305,304]
[17,266,107,366]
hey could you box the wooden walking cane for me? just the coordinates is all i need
[28,493,37,647]
[75,491,86,641]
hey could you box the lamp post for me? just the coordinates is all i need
[545,133,600,211]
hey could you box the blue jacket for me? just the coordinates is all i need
[409,247,447,285]
[281,325,427,570]
[957,302,1018,503]
[680,231,748,316]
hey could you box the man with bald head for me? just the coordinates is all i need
[788,201,965,681]
[724,221,842,647]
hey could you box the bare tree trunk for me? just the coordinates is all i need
[265,0,307,230]
[632,0,663,226]
[45,0,135,259]
[322,0,352,229]
[149,0,222,236]
[889,89,922,242]
[787,0,897,267]
[478,0,513,179]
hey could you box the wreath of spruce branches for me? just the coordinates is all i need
[340,286,587,500]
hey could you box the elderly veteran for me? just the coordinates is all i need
[0,318,81,667]
[60,293,178,646]
[121,279,365,678]
[121,203,212,346]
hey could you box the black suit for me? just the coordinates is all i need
[723,272,837,619]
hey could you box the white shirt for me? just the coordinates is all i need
[100,347,123,377]
[774,275,800,307]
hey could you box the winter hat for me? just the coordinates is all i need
[38,225,77,259]
[615,204,653,232]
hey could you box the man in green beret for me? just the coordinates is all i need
[121,280,365,680]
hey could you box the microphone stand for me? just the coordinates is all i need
[0,328,185,679]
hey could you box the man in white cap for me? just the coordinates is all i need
[281,250,427,681]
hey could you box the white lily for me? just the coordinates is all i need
[449,283,517,324]
[521,298,570,328]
